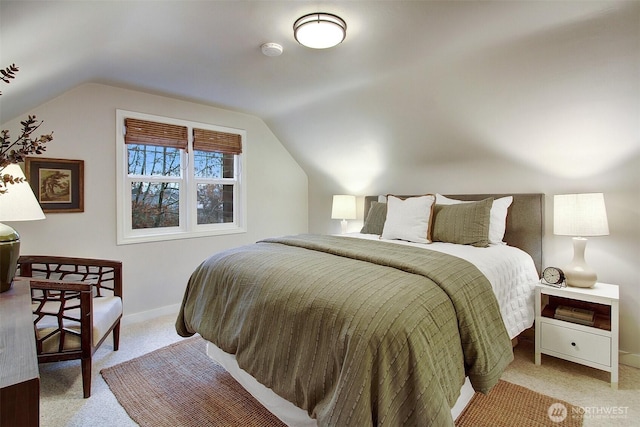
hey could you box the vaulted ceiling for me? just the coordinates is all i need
[1,1,638,191]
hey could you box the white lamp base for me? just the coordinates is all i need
[564,237,597,288]
[340,219,348,234]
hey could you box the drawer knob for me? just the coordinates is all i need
[571,342,576,347]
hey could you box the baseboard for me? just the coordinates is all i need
[620,351,640,369]
[122,303,181,326]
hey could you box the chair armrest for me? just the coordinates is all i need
[29,277,94,356]
[29,278,92,293]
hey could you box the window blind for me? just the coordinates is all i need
[124,118,188,149]
[193,128,242,155]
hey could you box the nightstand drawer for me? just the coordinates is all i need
[540,322,611,366]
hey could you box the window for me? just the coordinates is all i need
[116,110,246,244]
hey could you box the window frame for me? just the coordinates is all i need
[116,109,246,245]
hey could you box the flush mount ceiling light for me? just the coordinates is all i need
[293,13,346,49]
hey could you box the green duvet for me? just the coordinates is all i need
[176,234,512,426]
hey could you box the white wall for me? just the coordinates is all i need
[308,153,640,364]
[4,83,308,319]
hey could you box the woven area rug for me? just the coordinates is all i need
[456,379,583,427]
[102,337,583,427]
[101,337,286,427]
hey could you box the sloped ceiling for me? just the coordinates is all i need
[1,1,638,191]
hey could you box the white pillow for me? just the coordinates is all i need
[435,194,513,244]
[381,194,435,244]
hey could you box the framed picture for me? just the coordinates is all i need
[25,158,84,213]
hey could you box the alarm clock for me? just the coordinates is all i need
[542,266,565,287]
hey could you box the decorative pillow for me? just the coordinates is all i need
[436,194,513,244]
[435,194,459,205]
[431,197,493,247]
[360,201,387,235]
[487,196,513,244]
[381,194,435,244]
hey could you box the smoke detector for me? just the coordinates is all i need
[261,43,283,57]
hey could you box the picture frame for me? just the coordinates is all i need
[25,157,84,213]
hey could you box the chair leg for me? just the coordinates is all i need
[81,357,92,398]
[113,321,120,351]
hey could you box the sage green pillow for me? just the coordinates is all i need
[360,202,387,235]
[432,197,493,247]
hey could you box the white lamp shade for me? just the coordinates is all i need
[0,164,46,221]
[331,195,356,220]
[554,193,609,237]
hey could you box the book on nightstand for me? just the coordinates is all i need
[554,305,595,326]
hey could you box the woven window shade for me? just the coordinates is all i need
[124,118,188,149]
[193,128,242,155]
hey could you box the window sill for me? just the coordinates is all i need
[116,226,247,245]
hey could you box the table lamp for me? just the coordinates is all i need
[553,193,609,288]
[331,195,356,234]
[0,164,46,292]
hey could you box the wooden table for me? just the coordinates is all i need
[0,278,40,427]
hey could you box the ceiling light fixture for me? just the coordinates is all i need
[293,13,346,49]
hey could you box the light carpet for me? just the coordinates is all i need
[101,336,583,426]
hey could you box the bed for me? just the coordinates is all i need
[176,193,543,426]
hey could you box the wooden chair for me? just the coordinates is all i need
[17,256,123,398]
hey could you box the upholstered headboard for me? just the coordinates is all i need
[363,194,544,276]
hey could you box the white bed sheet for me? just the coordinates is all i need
[204,234,539,426]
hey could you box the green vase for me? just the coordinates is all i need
[0,223,20,293]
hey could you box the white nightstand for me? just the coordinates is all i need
[535,282,619,389]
